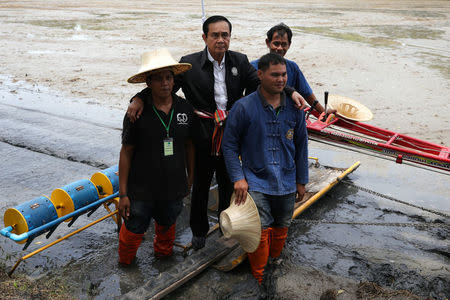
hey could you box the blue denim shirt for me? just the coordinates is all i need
[222,87,309,195]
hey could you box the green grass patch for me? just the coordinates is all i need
[116,11,167,16]
[370,25,444,40]
[0,265,72,299]
[24,17,142,31]
[292,24,443,47]
[292,26,399,48]
[388,9,447,19]
[418,52,450,80]
[188,14,203,19]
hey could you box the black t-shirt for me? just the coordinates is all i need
[122,93,195,203]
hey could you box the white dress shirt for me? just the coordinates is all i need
[207,49,228,110]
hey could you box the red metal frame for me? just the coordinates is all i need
[305,109,450,172]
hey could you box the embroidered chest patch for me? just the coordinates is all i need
[286,128,294,140]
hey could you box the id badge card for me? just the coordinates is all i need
[163,137,173,156]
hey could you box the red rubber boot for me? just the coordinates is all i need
[247,228,270,284]
[154,222,176,257]
[269,227,288,258]
[118,224,144,265]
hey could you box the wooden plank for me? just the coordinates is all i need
[119,236,238,300]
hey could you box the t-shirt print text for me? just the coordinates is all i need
[177,113,188,125]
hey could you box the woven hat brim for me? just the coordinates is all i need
[328,94,373,122]
[220,193,261,253]
[127,63,191,84]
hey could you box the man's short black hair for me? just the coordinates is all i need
[203,15,232,36]
[258,53,286,71]
[267,23,293,44]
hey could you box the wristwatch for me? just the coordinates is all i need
[310,100,319,111]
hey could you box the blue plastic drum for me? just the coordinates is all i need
[3,196,58,244]
[90,165,119,197]
[50,179,100,220]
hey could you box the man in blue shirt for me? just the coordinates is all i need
[251,23,331,115]
[222,53,308,284]
[125,17,308,251]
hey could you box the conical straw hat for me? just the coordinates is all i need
[220,192,261,253]
[127,48,191,83]
[328,94,373,122]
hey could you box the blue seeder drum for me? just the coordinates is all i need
[50,179,100,220]
[3,196,58,244]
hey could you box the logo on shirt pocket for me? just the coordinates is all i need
[286,128,294,140]
[177,113,188,125]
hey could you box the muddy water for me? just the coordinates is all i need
[0,83,448,299]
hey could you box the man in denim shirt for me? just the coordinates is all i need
[222,53,308,284]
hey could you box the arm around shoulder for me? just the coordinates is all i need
[127,88,150,122]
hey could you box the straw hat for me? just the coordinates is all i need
[220,192,261,253]
[328,94,373,122]
[127,48,192,83]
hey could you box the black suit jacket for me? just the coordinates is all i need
[137,47,259,146]
[177,47,259,112]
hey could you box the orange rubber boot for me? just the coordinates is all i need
[118,224,144,265]
[247,228,270,284]
[269,227,288,258]
[154,222,176,257]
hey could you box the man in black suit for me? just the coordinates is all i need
[127,15,306,250]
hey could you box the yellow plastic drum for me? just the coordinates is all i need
[91,165,119,197]
[3,196,58,244]
[50,179,100,221]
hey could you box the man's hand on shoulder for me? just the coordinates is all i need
[127,97,144,122]
[233,179,248,206]
[291,91,307,109]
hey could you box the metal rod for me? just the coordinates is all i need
[309,136,450,176]
[293,161,361,218]
[8,209,118,276]
[201,0,206,23]
[2,192,119,242]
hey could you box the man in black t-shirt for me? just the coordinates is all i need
[118,49,194,265]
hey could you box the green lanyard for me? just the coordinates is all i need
[152,105,174,138]
[276,106,282,117]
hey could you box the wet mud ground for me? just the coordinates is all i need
[0,84,449,299]
[0,0,449,299]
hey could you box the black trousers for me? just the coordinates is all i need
[190,145,233,237]
[124,198,183,234]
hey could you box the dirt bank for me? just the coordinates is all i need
[0,0,449,145]
[0,263,435,300]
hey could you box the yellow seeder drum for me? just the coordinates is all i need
[90,165,119,197]
[50,179,100,221]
